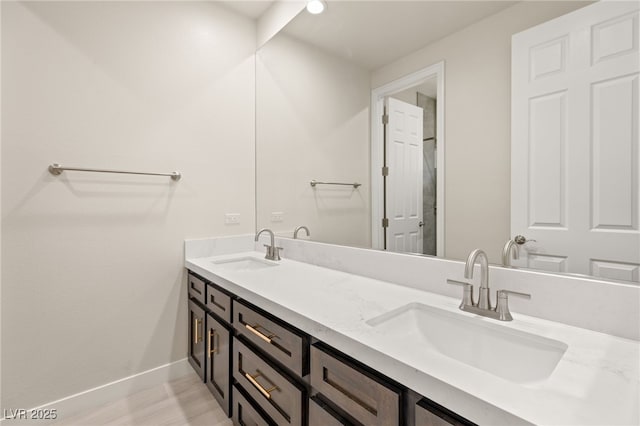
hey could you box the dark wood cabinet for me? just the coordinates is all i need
[188,273,206,305]
[186,268,478,426]
[188,299,205,380]
[233,336,306,426]
[187,273,234,417]
[232,383,276,426]
[206,283,232,324]
[309,395,361,426]
[233,299,309,377]
[414,398,477,426]
[310,342,402,426]
[205,312,231,416]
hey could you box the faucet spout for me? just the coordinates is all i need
[501,239,520,266]
[293,225,310,239]
[255,228,275,247]
[464,249,491,309]
[255,228,281,261]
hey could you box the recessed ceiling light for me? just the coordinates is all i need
[306,0,326,15]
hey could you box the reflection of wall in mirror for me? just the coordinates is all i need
[256,33,371,247]
[372,1,592,262]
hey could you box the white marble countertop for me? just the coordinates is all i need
[186,250,639,425]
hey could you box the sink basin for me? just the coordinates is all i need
[366,303,567,384]
[210,256,278,272]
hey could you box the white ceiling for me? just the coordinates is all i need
[282,1,518,70]
[219,1,275,19]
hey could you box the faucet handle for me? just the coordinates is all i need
[273,246,283,261]
[495,289,531,321]
[497,289,531,299]
[263,244,283,261]
[446,279,474,308]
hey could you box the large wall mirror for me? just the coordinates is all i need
[256,0,640,284]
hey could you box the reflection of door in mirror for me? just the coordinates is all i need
[384,97,424,254]
[511,1,640,282]
[383,87,438,256]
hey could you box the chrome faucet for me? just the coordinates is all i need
[293,225,310,239]
[448,248,531,321]
[465,249,491,310]
[255,228,282,261]
[501,239,519,267]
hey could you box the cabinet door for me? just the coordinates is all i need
[188,299,205,380]
[205,313,231,416]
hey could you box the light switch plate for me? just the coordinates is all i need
[225,213,240,224]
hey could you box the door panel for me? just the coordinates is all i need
[188,299,205,380]
[205,313,231,416]
[511,2,640,281]
[386,97,424,254]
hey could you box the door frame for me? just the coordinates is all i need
[370,61,445,255]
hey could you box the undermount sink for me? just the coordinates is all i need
[210,256,278,272]
[366,303,567,384]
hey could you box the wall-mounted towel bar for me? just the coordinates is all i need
[310,180,361,188]
[48,163,182,181]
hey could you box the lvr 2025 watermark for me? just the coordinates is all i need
[3,408,58,420]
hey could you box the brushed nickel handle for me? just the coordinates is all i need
[245,372,278,399]
[496,289,532,321]
[447,279,474,308]
[207,329,218,358]
[514,235,537,245]
[498,289,531,299]
[245,323,276,344]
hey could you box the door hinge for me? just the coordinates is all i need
[382,218,389,228]
[382,114,389,125]
[382,166,389,176]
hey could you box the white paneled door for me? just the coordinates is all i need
[511,1,640,282]
[385,97,424,253]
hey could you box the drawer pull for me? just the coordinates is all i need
[207,329,218,358]
[245,323,277,344]
[245,372,278,399]
[194,318,203,343]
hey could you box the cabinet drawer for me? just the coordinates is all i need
[234,300,308,377]
[206,283,232,324]
[415,398,477,426]
[233,337,306,426]
[310,343,401,426]
[205,313,231,416]
[310,395,360,426]
[232,384,276,426]
[188,273,206,305]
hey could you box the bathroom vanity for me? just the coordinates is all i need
[185,235,639,425]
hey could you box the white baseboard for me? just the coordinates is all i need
[1,358,192,425]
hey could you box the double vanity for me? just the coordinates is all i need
[184,234,639,425]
